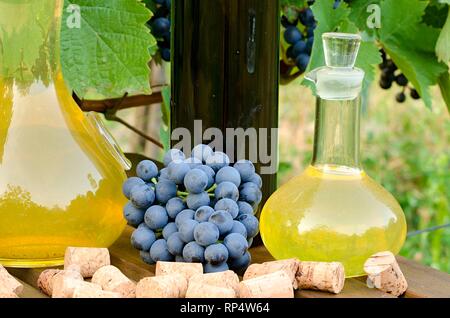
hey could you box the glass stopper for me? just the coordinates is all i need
[322,32,361,68]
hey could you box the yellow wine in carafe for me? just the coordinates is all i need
[260,165,406,277]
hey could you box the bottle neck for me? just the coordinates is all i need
[311,97,361,173]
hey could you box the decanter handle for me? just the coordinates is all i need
[86,112,132,171]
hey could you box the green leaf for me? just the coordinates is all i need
[438,72,450,112]
[436,8,450,62]
[378,0,448,108]
[61,0,156,99]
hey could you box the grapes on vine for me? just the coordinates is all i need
[146,0,171,62]
[378,49,421,103]
[122,144,262,274]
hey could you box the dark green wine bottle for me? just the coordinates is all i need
[171,0,279,226]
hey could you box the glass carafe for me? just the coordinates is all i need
[260,33,407,277]
[0,0,130,267]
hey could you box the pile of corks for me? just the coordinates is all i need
[0,248,407,298]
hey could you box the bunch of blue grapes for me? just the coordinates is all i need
[147,0,171,62]
[122,144,262,274]
[281,0,341,74]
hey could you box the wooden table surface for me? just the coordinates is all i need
[7,226,450,298]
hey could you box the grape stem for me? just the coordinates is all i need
[151,177,158,184]
[177,191,189,197]
[206,184,217,193]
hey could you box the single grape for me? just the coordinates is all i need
[163,148,185,166]
[205,151,230,171]
[175,209,195,227]
[214,198,239,219]
[152,17,170,37]
[178,219,199,243]
[284,26,302,45]
[223,233,248,258]
[193,222,220,246]
[306,26,315,37]
[131,225,156,251]
[194,206,215,222]
[410,88,420,100]
[214,181,239,201]
[150,239,174,262]
[191,144,214,163]
[233,160,255,182]
[162,222,178,240]
[122,177,145,199]
[166,197,186,219]
[123,202,145,227]
[204,262,229,273]
[247,173,262,188]
[236,214,259,238]
[230,220,247,238]
[184,157,203,169]
[215,166,241,187]
[292,40,307,57]
[296,53,310,72]
[395,74,408,86]
[153,6,170,19]
[186,191,210,210]
[164,0,171,10]
[204,243,229,264]
[167,161,191,184]
[136,160,158,181]
[197,165,215,188]
[184,168,208,193]
[209,211,233,236]
[144,205,169,230]
[182,241,205,263]
[140,250,155,265]
[396,92,406,103]
[379,79,392,90]
[155,179,177,204]
[167,232,185,256]
[161,47,170,62]
[228,251,251,271]
[386,60,397,72]
[299,8,315,27]
[237,201,255,216]
[281,15,298,28]
[130,184,155,209]
[286,46,296,60]
[239,182,262,206]
[158,167,170,181]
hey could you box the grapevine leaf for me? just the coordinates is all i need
[280,0,307,8]
[438,72,450,113]
[436,8,450,62]
[302,0,350,89]
[378,0,448,108]
[61,0,156,99]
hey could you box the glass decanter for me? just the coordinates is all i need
[0,0,130,267]
[260,33,407,277]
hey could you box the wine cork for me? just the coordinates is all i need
[243,259,300,289]
[64,247,110,278]
[136,274,187,298]
[239,270,294,298]
[296,261,345,294]
[37,269,63,296]
[51,270,86,298]
[189,270,240,296]
[0,265,23,295]
[155,261,203,280]
[186,282,236,298]
[364,251,408,297]
[73,284,122,298]
[92,265,136,298]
